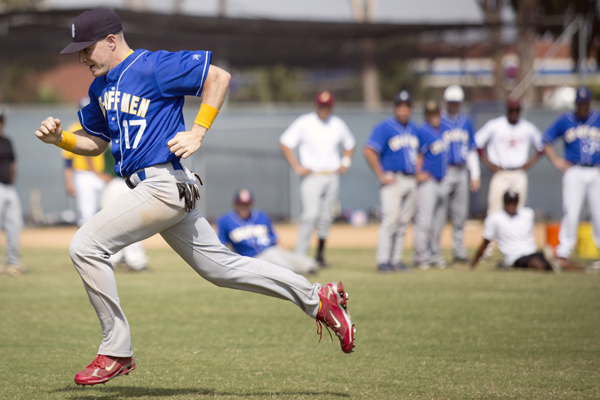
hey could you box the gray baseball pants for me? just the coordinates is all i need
[0,183,23,265]
[413,179,448,265]
[255,246,317,275]
[444,166,469,259]
[295,173,339,255]
[376,172,417,265]
[69,163,321,358]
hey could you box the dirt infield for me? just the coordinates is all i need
[19,221,549,250]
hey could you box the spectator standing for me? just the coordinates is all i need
[279,91,356,267]
[364,90,419,272]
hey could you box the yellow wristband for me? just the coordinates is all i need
[54,130,77,152]
[194,103,219,130]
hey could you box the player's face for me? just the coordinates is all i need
[447,102,460,115]
[79,38,112,77]
[394,103,412,124]
[507,107,520,124]
[576,101,590,119]
[235,203,252,219]
[504,202,518,216]
[316,105,332,121]
[426,112,441,128]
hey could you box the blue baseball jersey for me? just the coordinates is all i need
[78,49,212,177]
[364,117,420,174]
[419,121,449,181]
[441,113,476,166]
[542,111,600,166]
[216,210,277,257]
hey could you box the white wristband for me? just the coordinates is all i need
[341,156,352,168]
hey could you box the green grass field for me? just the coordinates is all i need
[1,247,599,399]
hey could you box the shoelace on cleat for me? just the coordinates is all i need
[315,319,334,343]
[87,355,106,369]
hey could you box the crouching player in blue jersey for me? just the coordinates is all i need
[217,189,318,275]
[543,87,600,272]
[413,100,450,270]
[34,8,355,386]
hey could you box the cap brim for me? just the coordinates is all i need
[60,40,96,54]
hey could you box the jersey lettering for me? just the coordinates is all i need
[564,126,600,144]
[388,134,419,152]
[230,225,269,244]
[101,91,151,118]
[443,129,469,144]
[430,140,447,155]
[123,119,147,149]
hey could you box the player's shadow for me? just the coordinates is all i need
[51,386,351,399]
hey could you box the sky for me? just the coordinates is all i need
[47,0,514,24]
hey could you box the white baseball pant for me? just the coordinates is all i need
[0,183,23,265]
[413,179,448,265]
[556,166,600,259]
[74,170,107,226]
[295,173,339,255]
[444,166,469,259]
[69,162,321,357]
[376,172,417,265]
[255,246,318,275]
[487,169,528,214]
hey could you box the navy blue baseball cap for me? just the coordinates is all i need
[575,86,592,103]
[234,189,253,205]
[60,8,123,54]
[393,90,412,106]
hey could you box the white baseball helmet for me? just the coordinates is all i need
[443,85,465,103]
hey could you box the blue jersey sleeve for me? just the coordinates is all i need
[543,115,566,145]
[365,123,386,154]
[261,211,278,245]
[418,127,434,154]
[216,216,231,245]
[78,92,110,142]
[153,50,213,98]
[465,118,476,150]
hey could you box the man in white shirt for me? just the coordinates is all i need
[471,191,565,272]
[475,99,544,214]
[279,91,356,266]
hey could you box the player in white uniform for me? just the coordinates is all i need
[475,99,544,214]
[279,92,356,267]
[543,87,600,270]
[35,9,355,387]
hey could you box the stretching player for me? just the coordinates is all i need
[441,86,481,263]
[413,100,449,270]
[279,92,356,267]
[543,87,600,270]
[364,90,419,273]
[35,8,355,387]
[470,191,566,272]
[216,189,318,275]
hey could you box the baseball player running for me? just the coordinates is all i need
[413,100,450,269]
[441,86,481,263]
[543,86,600,269]
[217,189,318,275]
[364,90,419,272]
[34,8,355,387]
[279,91,356,267]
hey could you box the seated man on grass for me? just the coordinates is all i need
[471,191,586,272]
[217,189,318,275]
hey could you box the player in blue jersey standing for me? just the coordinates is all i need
[34,8,355,386]
[364,90,420,272]
[543,86,600,269]
[217,189,318,275]
[413,100,450,270]
[441,86,480,263]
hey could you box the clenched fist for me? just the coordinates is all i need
[35,117,63,145]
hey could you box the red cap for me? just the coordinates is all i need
[315,91,335,107]
[506,98,521,110]
[234,189,253,205]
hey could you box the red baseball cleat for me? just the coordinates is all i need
[74,354,136,386]
[316,281,355,353]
